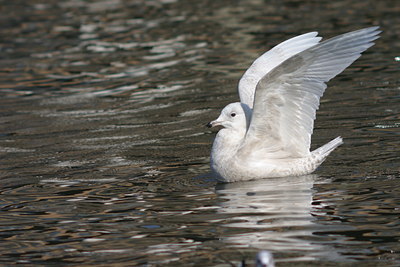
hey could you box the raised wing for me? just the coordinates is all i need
[239,27,380,158]
[238,32,322,108]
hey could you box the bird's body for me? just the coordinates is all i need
[208,27,380,182]
[210,103,343,182]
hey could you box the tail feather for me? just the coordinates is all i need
[312,136,343,158]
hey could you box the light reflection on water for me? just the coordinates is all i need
[215,176,360,264]
[217,176,322,260]
[0,0,400,266]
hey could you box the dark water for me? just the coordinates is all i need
[1,0,399,266]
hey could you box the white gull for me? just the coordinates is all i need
[207,27,380,182]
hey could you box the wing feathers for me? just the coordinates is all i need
[238,32,322,108]
[239,27,380,158]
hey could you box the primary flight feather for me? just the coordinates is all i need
[207,27,380,182]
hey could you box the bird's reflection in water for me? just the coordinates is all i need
[215,175,341,261]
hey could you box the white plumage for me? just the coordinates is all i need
[238,31,322,108]
[208,27,380,182]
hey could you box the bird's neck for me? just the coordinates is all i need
[211,128,245,162]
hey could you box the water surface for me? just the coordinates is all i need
[0,0,399,266]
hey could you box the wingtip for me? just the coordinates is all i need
[307,31,319,37]
[371,26,382,36]
[352,26,381,35]
[364,26,382,36]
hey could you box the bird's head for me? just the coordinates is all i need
[207,102,251,131]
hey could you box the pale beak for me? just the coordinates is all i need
[206,120,222,128]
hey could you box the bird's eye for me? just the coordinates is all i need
[230,112,236,117]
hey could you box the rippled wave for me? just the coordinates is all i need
[0,0,399,266]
